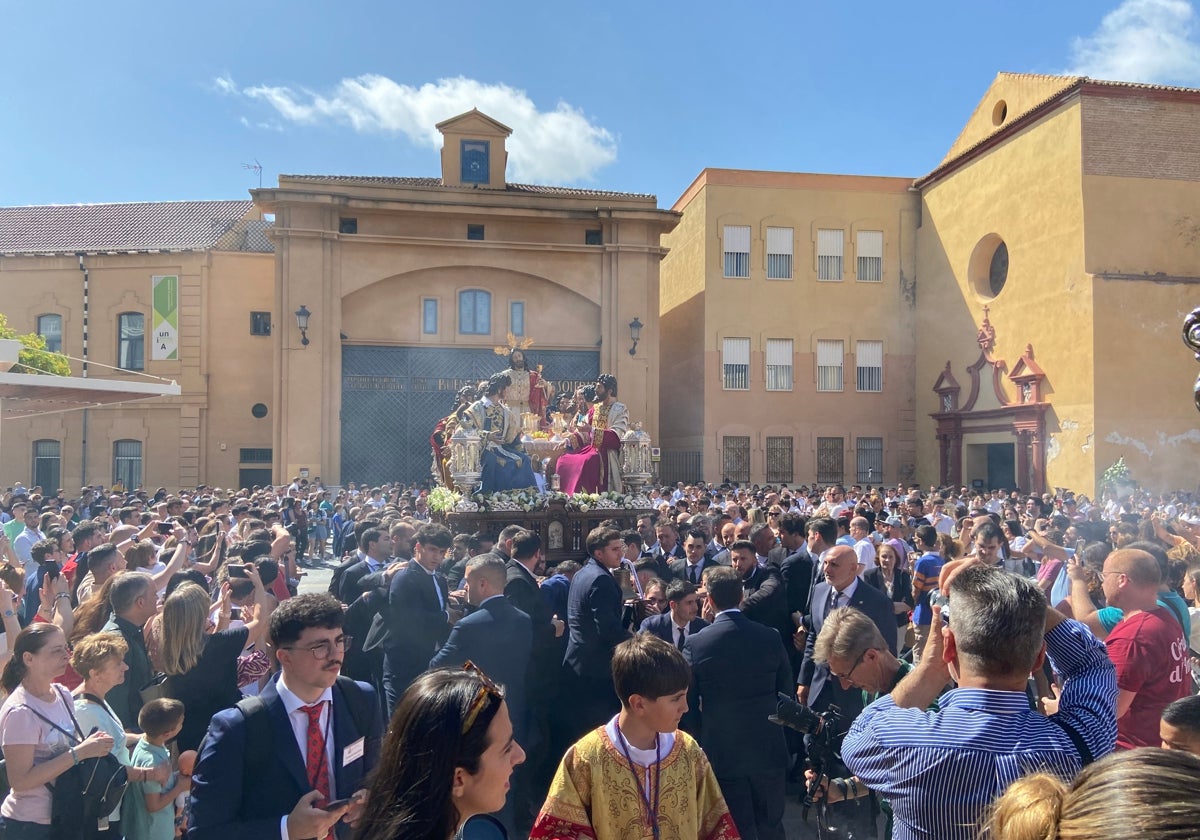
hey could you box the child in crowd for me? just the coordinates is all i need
[530,633,738,840]
[124,698,190,840]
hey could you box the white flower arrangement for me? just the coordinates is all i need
[463,489,646,513]
[427,486,462,513]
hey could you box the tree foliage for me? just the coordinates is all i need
[0,313,71,376]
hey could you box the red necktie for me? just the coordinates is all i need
[301,702,332,823]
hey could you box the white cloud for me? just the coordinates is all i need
[220,74,617,184]
[1066,0,1200,84]
[214,75,238,95]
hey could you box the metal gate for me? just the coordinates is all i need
[341,345,599,486]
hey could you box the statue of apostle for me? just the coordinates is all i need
[459,373,537,492]
[430,385,475,487]
[555,374,629,494]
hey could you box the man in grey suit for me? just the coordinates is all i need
[796,544,897,714]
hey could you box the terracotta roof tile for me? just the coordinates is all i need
[0,200,257,255]
[280,174,656,201]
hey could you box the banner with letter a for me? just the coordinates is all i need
[151,274,179,360]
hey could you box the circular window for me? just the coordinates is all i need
[992,100,1008,126]
[251,403,268,419]
[968,234,1009,300]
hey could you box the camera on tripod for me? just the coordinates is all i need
[769,693,861,835]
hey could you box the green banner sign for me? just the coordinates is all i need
[152,275,179,360]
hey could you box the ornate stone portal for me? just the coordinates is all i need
[930,306,1049,492]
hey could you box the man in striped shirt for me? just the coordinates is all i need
[841,565,1117,840]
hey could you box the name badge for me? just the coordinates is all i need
[343,737,365,767]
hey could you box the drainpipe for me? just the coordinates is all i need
[77,254,89,486]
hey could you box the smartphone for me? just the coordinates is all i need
[229,606,242,621]
[156,522,174,535]
[227,564,249,579]
[320,798,352,811]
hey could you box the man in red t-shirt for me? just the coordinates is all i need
[1102,548,1189,749]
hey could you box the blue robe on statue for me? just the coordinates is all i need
[462,398,537,492]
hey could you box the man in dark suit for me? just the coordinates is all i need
[189,594,383,840]
[730,540,793,677]
[639,578,709,650]
[669,528,720,585]
[650,520,685,569]
[683,567,791,840]
[431,554,533,735]
[563,526,631,737]
[775,512,815,673]
[797,544,897,717]
[382,523,453,712]
[336,527,391,605]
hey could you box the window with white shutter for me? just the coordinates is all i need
[857,230,883,282]
[816,339,844,392]
[722,337,750,390]
[766,227,793,280]
[856,340,883,392]
[817,229,844,281]
[765,338,793,391]
[723,226,751,278]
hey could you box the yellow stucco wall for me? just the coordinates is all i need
[661,170,920,485]
[916,98,1093,493]
[259,174,677,484]
[0,248,274,490]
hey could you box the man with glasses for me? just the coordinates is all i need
[190,593,383,840]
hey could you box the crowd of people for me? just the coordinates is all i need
[0,475,1197,839]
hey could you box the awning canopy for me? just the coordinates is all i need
[0,372,180,420]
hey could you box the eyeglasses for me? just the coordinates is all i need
[461,661,502,734]
[282,634,351,660]
[830,649,869,682]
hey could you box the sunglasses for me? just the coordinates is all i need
[461,661,502,734]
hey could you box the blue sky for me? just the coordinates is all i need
[3,0,1199,209]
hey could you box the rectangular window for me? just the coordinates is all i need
[36,314,62,353]
[816,339,844,392]
[238,447,273,463]
[722,337,750,390]
[857,230,883,282]
[510,301,525,336]
[459,290,491,335]
[585,229,603,246]
[422,299,438,335]
[723,225,751,278]
[856,340,883,392]
[250,312,271,336]
[338,217,358,235]
[817,229,844,281]
[817,437,845,484]
[461,140,490,184]
[32,440,60,492]
[856,437,884,483]
[118,313,145,371]
[113,440,143,488]
[765,227,794,280]
[722,436,751,485]
[467,224,485,241]
[765,338,793,391]
[765,436,794,484]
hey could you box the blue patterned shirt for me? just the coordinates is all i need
[842,619,1117,840]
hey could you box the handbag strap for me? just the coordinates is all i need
[18,686,83,744]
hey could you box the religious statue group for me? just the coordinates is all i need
[430,340,629,495]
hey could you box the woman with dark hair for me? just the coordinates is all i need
[0,624,113,837]
[356,665,525,840]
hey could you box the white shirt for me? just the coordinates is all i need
[606,714,676,767]
[276,675,336,840]
[829,577,860,610]
[853,538,877,572]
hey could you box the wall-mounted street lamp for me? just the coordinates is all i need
[628,316,643,356]
[295,305,311,347]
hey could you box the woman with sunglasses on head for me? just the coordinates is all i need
[356,663,525,840]
[161,568,275,752]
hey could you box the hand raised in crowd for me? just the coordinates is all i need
[0,581,16,613]
[286,789,349,840]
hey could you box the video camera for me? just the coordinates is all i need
[769,693,852,828]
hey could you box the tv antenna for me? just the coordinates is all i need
[242,159,263,188]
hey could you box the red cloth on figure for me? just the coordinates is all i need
[556,405,622,494]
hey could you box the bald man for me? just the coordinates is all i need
[1102,548,1189,749]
